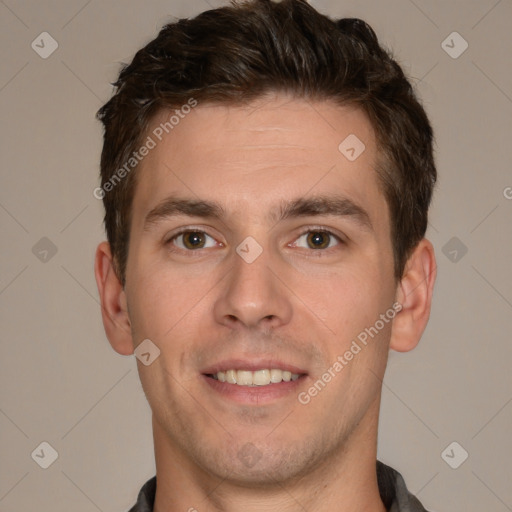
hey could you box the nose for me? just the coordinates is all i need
[213,241,293,331]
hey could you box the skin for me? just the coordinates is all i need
[95,93,436,512]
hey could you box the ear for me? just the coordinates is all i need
[94,241,134,355]
[390,238,436,352]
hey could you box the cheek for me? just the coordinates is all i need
[126,267,179,340]
[125,255,220,344]
[300,263,388,335]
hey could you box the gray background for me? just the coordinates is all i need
[1,0,511,510]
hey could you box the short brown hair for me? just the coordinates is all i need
[97,0,436,285]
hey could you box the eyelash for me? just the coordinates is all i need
[165,226,344,256]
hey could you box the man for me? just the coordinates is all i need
[94,1,437,510]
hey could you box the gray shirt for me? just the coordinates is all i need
[128,460,429,511]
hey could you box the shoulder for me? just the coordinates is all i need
[377,461,431,512]
[127,476,156,512]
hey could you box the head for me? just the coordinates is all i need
[95,0,436,489]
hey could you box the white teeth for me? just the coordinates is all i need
[237,370,253,385]
[270,369,282,383]
[212,369,300,386]
[252,369,271,386]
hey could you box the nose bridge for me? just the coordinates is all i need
[213,237,292,329]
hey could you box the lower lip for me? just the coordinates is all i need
[202,375,306,404]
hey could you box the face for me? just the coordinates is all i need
[122,94,399,484]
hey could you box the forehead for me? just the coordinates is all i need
[131,94,389,232]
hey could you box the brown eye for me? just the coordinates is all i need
[306,231,331,249]
[171,231,217,251]
[293,230,340,250]
[182,232,206,249]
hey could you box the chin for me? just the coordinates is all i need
[195,439,324,487]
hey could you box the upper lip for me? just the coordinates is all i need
[201,358,308,375]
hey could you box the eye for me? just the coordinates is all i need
[169,230,218,251]
[292,229,342,250]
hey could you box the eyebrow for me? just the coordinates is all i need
[144,194,373,232]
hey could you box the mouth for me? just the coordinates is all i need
[207,368,302,386]
[201,360,308,403]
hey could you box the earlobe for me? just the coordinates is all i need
[389,238,437,353]
[94,241,134,355]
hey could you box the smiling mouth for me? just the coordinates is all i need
[207,369,303,386]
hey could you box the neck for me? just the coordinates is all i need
[152,397,386,512]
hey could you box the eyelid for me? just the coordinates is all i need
[291,225,346,244]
